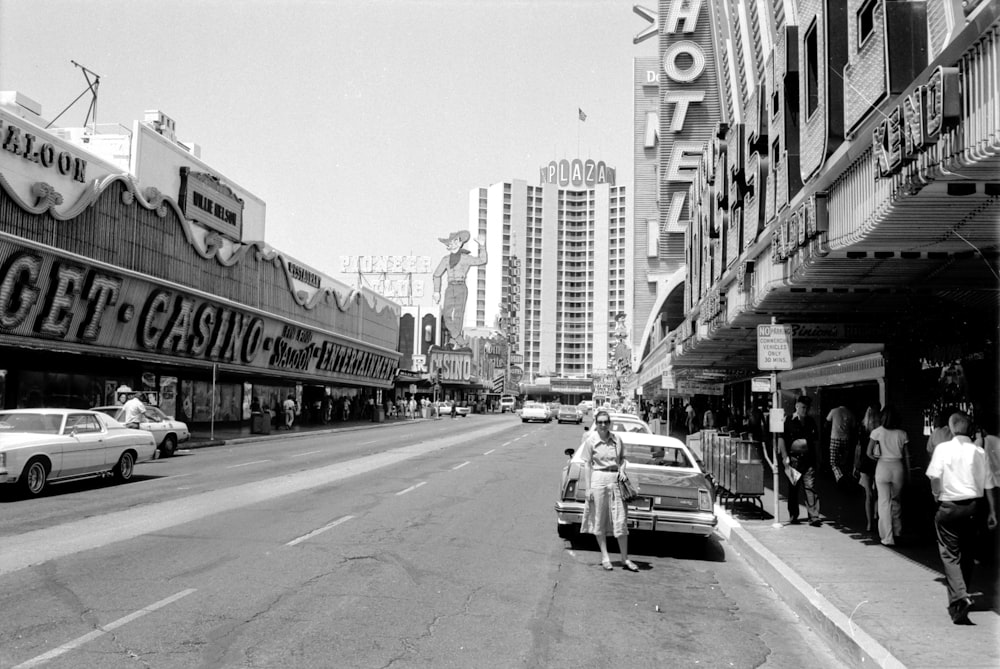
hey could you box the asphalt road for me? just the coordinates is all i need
[0,415,844,668]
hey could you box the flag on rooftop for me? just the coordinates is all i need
[578,108,587,122]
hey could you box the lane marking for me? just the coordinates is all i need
[483,449,495,455]
[226,460,272,469]
[451,461,470,470]
[13,589,196,669]
[395,481,427,496]
[285,515,354,546]
[290,450,323,457]
[1,422,512,576]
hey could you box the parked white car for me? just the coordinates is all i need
[92,405,190,457]
[0,409,157,496]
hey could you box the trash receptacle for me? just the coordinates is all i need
[373,406,385,423]
[251,410,271,434]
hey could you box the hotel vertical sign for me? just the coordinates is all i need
[658,0,721,249]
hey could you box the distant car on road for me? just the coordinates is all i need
[0,408,156,497]
[557,406,583,424]
[435,402,470,417]
[520,401,551,423]
[555,432,716,539]
[499,396,517,413]
[92,405,190,457]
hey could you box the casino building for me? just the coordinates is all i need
[469,160,630,385]
[0,97,400,426]
[633,1,998,441]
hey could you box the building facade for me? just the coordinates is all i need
[0,96,400,425]
[470,162,630,384]
[635,1,998,447]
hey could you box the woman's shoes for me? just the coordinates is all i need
[623,560,639,572]
[601,559,613,571]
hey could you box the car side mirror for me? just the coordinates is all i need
[564,448,575,457]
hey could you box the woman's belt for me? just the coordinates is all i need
[595,467,618,472]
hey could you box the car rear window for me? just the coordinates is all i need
[623,443,692,468]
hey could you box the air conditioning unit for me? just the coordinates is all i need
[144,110,176,142]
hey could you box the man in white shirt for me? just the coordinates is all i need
[119,386,146,429]
[825,405,854,483]
[926,411,997,624]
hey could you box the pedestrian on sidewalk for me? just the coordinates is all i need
[282,394,296,430]
[926,406,957,457]
[825,404,855,484]
[779,395,822,526]
[853,403,881,533]
[868,406,910,546]
[926,411,997,624]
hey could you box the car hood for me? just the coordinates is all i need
[0,433,63,450]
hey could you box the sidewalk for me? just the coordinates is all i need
[184,419,998,668]
[715,471,999,669]
[183,412,441,448]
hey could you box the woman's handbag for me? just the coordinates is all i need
[619,473,640,503]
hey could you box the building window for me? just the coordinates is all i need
[805,20,819,118]
[857,0,877,48]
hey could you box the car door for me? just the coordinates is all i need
[138,406,168,446]
[60,413,108,477]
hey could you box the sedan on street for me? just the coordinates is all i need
[0,409,157,496]
[556,406,583,424]
[92,405,190,457]
[555,432,716,538]
[520,401,551,423]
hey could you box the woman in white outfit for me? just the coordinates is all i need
[576,410,639,571]
[868,406,910,545]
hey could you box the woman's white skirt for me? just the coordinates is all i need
[580,469,628,538]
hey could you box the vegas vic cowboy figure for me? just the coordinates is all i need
[432,230,487,349]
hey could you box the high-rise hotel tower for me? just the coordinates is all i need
[468,158,630,382]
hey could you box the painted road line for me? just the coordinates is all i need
[13,589,197,669]
[483,449,495,455]
[226,460,272,469]
[290,450,323,457]
[451,461,470,470]
[395,481,427,496]
[285,515,354,547]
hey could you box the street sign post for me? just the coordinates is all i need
[758,320,793,528]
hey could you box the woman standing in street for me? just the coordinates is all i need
[854,403,881,533]
[868,406,910,545]
[575,410,639,571]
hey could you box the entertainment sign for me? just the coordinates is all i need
[0,242,399,386]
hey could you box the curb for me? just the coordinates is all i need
[715,508,906,669]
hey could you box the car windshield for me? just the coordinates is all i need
[610,420,650,433]
[144,407,167,421]
[0,412,64,434]
[623,443,692,468]
[94,407,124,420]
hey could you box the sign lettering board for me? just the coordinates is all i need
[751,376,773,393]
[757,324,793,370]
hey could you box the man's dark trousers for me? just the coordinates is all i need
[934,498,979,604]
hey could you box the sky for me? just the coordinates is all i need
[0,0,657,305]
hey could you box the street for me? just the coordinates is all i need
[0,416,844,668]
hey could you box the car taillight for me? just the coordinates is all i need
[698,488,712,511]
[566,480,576,497]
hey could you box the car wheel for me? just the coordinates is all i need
[160,434,178,457]
[113,451,136,483]
[521,418,527,423]
[21,458,49,497]
[557,523,578,539]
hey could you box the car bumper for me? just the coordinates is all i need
[554,501,717,536]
